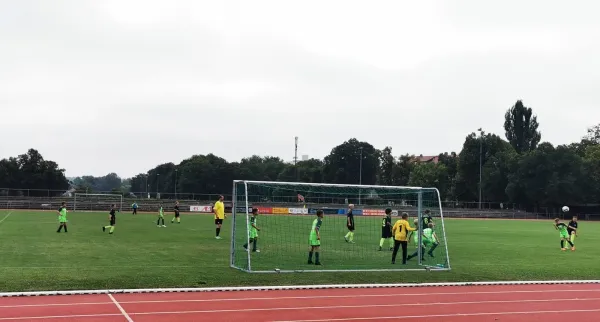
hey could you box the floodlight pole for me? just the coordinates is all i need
[156,173,160,199]
[359,147,363,205]
[478,128,484,210]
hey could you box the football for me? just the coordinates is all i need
[562,206,570,213]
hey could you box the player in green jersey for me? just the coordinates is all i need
[308,210,324,265]
[157,204,166,227]
[554,218,574,251]
[243,208,260,253]
[408,222,440,261]
[56,202,68,233]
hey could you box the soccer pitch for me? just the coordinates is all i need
[1,210,599,292]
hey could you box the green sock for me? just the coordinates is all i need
[379,238,385,247]
[345,232,351,239]
[177,217,180,223]
[171,218,175,223]
[350,232,354,241]
[104,226,111,230]
[389,238,394,248]
[109,226,115,233]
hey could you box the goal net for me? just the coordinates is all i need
[230,180,450,273]
[73,193,123,212]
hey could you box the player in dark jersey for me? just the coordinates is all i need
[344,204,355,243]
[102,204,117,234]
[171,201,181,224]
[567,216,578,251]
[379,208,393,251]
[422,209,433,228]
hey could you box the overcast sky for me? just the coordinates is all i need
[1,0,599,178]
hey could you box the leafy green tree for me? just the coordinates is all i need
[504,100,541,153]
[437,152,458,199]
[0,149,68,196]
[278,159,324,183]
[482,149,519,202]
[456,132,513,201]
[323,139,380,185]
[506,143,585,208]
[408,162,449,193]
[378,147,395,185]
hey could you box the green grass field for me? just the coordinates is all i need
[0,209,599,292]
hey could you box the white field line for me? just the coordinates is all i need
[3,288,600,309]
[0,212,13,225]
[2,280,600,297]
[108,294,133,322]
[272,309,600,322]
[3,297,600,320]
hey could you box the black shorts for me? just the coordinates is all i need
[381,228,392,238]
[175,211,180,218]
[347,225,355,231]
[110,216,116,226]
[215,219,223,225]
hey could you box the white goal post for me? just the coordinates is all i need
[230,180,451,273]
[73,193,123,212]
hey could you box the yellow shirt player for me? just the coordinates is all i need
[391,213,416,265]
[213,195,226,239]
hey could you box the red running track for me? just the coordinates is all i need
[2,284,600,321]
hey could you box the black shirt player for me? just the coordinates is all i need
[422,209,433,228]
[172,201,181,224]
[379,208,393,251]
[103,204,116,234]
[567,216,578,250]
[344,204,355,243]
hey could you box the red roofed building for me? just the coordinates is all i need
[413,155,439,164]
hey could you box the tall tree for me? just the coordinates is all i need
[504,100,541,153]
[456,132,513,202]
[378,147,395,185]
[323,139,380,185]
[408,162,449,194]
[506,143,585,208]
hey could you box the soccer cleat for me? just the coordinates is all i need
[307,260,314,264]
[389,247,393,251]
[102,227,105,232]
[561,248,567,251]
[109,232,113,235]
[378,247,382,251]
[215,236,222,239]
[344,237,349,243]
[315,262,321,265]
[428,252,435,258]
[253,250,261,253]
[157,225,160,227]
[162,225,167,227]
[571,247,576,251]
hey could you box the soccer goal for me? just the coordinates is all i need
[73,193,123,212]
[230,180,450,273]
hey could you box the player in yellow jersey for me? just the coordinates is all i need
[391,213,416,264]
[213,195,226,239]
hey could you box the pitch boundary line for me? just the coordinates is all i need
[3,288,600,308]
[0,212,13,226]
[108,294,133,322]
[1,280,600,297]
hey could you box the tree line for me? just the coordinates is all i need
[2,100,599,210]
